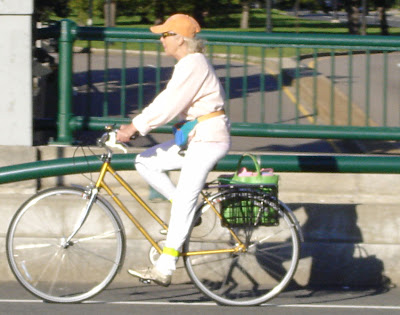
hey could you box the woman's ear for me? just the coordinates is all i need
[176,35,185,46]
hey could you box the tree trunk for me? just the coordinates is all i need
[293,0,300,17]
[345,1,361,35]
[193,2,206,27]
[377,6,389,35]
[360,0,367,35]
[293,0,300,32]
[154,0,165,25]
[266,0,273,32]
[240,1,250,29]
[104,0,116,27]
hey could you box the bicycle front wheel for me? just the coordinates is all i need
[6,186,126,303]
[184,190,301,306]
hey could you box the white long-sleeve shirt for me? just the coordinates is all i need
[132,53,230,143]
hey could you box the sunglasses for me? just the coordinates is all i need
[161,32,177,38]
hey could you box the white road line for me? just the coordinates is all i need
[0,299,399,310]
[89,300,216,306]
[0,299,41,303]
[275,304,400,310]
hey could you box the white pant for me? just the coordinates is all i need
[135,140,230,271]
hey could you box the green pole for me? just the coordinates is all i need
[54,19,77,144]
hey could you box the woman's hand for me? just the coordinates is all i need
[117,123,138,142]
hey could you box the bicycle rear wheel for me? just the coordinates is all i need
[183,189,300,306]
[6,186,125,303]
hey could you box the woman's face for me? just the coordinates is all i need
[160,32,181,58]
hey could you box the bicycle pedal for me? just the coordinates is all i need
[139,278,152,285]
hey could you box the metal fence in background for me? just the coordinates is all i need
[36,19,400,144]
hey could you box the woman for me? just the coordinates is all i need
[117,13,230,287]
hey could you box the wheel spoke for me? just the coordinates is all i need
[31,247,65,287]
[72,243,121,266]
[15,242,56,250]
[71,229,121,244]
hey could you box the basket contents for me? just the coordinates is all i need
[220,190,279,227]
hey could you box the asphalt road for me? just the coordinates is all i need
[311,52,400,127]
[1,281,399,315]
[71,50,365,154]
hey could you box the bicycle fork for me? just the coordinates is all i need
[62,186,99,248]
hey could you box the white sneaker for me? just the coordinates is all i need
[128,266,171,287]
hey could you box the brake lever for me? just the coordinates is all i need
[105,130,128,153]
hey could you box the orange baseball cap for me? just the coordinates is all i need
[150,14,201,38]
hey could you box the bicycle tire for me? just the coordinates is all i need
[6,186,126,303]
[183,189,300,306]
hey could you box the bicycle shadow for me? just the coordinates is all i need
[177,202,393,304]
[282,203,392,293]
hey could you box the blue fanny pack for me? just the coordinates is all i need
[172,110,225,148]
[172,119,198,148]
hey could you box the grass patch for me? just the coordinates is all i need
[56,9,400,59]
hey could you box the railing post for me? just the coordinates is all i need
[54,19,77,144]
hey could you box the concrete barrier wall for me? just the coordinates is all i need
[0,145,399,288]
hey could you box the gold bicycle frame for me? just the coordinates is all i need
[94,160,246,257]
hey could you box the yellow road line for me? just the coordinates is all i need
[266,68,342,153]
[282,85,315,124]
[265,68,315,124]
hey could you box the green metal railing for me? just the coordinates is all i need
[36,20,400,144]
[2,153,400,185]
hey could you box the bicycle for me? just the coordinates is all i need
[6,126,303,306]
